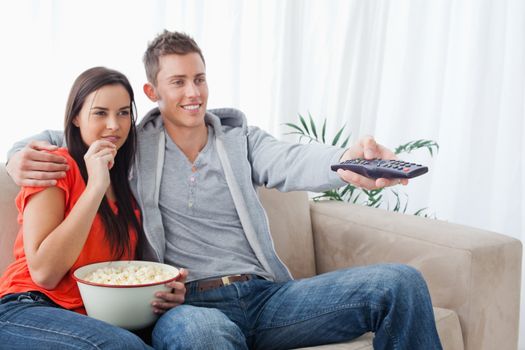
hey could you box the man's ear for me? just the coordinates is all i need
[143,83,158,102]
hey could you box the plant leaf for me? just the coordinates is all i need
[392,190,401,211]
[414,208,429,216]
[340,134,351,148]
[283,123,305,134]
[299,114,310,136]
[394,139,439,157]
[308,112,318,140]
[332,124,346,146]
[321,118,326,144]
[340,184,355,197]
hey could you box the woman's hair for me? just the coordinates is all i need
[64,67,144,259]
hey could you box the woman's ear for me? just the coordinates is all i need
[143,83,158,102]
[72,116,80,127]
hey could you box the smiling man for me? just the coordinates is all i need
[6,30,442,350]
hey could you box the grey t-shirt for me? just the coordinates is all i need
[160,125,272,282]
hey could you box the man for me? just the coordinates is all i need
[6,30,442,349]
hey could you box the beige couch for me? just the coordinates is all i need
[0,163,521,349]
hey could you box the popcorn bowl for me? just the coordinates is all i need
[73,260,179,330]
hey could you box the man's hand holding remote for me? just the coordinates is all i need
[337,135,409,190]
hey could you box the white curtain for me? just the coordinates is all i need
[0,0,523,347]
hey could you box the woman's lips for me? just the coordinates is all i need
[101,136,120,143]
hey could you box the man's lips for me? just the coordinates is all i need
[181,103,201,111]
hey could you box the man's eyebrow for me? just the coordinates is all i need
[168,72,206,79]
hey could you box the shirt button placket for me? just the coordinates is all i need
[188,174,196,210]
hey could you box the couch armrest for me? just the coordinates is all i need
[310,201,521,350]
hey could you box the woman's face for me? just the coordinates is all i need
[73,84,132,150]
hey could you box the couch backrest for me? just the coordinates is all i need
[0,164,317,279]
[0,163,20,274]
[258,188,316,278]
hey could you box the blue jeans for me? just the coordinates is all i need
[0,291,153,349]
[152,264,442,350]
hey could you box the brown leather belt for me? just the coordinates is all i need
[191,274,256,292]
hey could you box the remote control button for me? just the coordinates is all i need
[403,167,410,172]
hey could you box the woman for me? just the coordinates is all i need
[0,67,152,349]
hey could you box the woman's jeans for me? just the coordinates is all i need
[0,291,152,349]
[153,264,443,350]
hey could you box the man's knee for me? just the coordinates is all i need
[384,263,426,289]
[375,263,431,305]
[152,305,245,349]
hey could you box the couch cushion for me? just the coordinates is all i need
[0,163,19,275]
[293,307,463,349]
[258,188,316,279]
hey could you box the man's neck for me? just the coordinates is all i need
[164,123,208,163]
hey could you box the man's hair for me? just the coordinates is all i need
[143,30,205,85]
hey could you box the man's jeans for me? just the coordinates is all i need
[0,291,152,349]
[153,263,443,350]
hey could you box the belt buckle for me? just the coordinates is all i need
[221,274,240,286]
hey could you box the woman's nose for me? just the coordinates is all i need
[106,116,120,130]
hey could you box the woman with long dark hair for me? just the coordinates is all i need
[0,67,152,349]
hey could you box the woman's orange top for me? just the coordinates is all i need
[0,148,139,314]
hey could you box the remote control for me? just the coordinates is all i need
[331,158,428,179]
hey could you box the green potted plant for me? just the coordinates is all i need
[284,113,439,217]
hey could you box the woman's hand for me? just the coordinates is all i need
[151,268,189,314]
[83,140,117,193]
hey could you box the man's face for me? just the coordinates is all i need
[151,53,208,130]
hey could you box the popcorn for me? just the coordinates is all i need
[83,263,175,285]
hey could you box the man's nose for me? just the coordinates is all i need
[185,82,200,97]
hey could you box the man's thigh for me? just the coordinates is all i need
[153,304,248,350]
[247,265,412,350]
